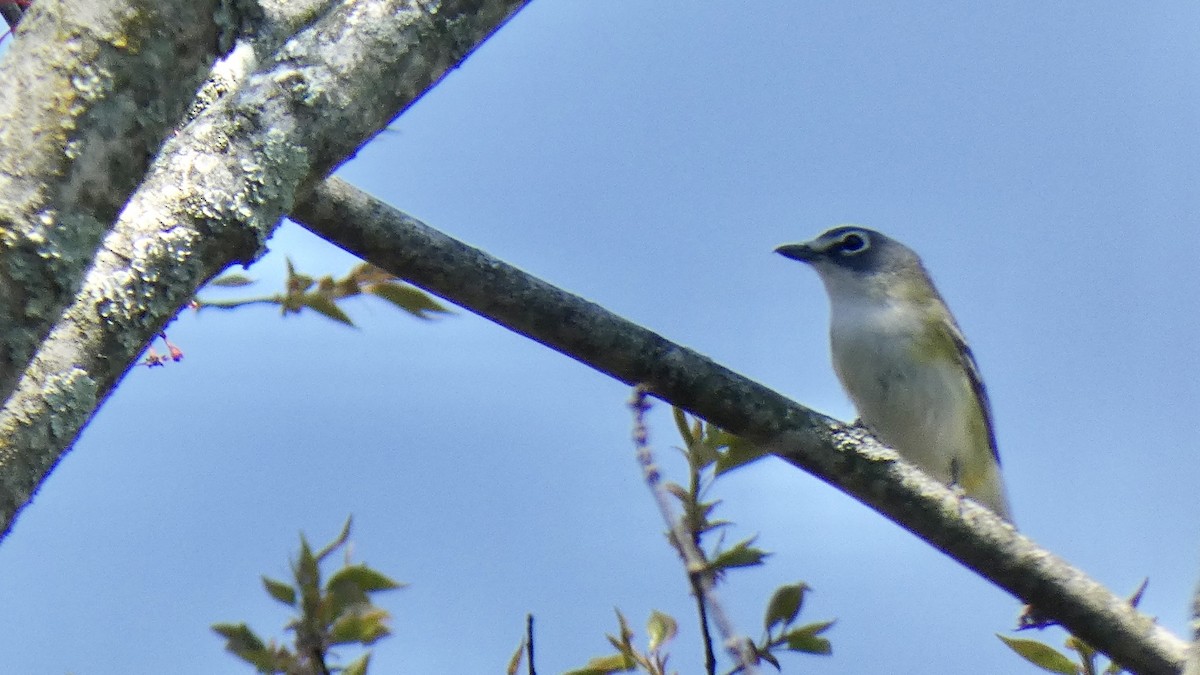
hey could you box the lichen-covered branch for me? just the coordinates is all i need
[0,0,529,539]
[290,177,1189,675]
[0,0,226,399]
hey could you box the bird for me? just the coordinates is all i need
[775,225,1013,522]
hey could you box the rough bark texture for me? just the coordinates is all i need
[291,177,1189,675]
[0,0,227,398]
[0,0,529,539]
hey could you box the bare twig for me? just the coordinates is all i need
[526,614,535,675]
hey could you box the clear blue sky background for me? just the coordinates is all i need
[2,3,1198,673]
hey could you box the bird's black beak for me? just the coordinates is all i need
[774,243,819,262]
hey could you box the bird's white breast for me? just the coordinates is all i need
[826,293,975,484]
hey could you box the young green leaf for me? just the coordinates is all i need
[689,433,720,469]
[314,516,353,561]
[710,537,770,571]
[783,620,835,655]
[672,407,695,446]
[329,607,392,645]
[211,622,285,671]
[646,610,677,652]
[715,436,770,476]
[506,637,526,675]
[327,564,406,594]
[764,582,810,632]
[663,482,689,503]
[211,622,266,653]
[367,282,450,318]
[261,576,297,606]
[302,293,356,327]
[563,652,637,675]
[998,635,1079,674]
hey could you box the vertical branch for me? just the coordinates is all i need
[526,613,536,675]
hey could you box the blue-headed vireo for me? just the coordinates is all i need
[775,226,1013,522]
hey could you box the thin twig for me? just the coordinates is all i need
[630,387,757,674]
[526,613,536,675]
[685,441,718,675]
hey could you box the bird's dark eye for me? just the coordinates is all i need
[838,233,867,253]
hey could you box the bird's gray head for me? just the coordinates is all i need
[775,226,934,301]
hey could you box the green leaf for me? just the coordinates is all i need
[208,273,255,287]
[295,535,321,600]
[689,433,720,470]
[327,564,406,594]
[326,581,369,621]
[326,565,404,622]
[302,293,356,327]
[1065,635,1094,661]
[604,609,636,662]
[210,622,288,671]
[710,537,770,571]
[663,482,689,503]
[1065,635,1108,674]
[783,620,835,655]
[764,583,810,631]
[342,653,370,675]
[506,637,526,675]
[211,622,266,653]
[997,635,1079,674]
[366,282,450,318]
[672,407,695,446]
[330,607,392,645]
[261,576,297,606]
[715,435,770,476]
[646,610,677,652]
[315,516,353,562]
[563,653,637,675]
[614,609,634,644]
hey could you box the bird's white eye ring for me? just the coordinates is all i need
[838,232,868,254]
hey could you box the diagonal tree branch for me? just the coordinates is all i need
[0,0,226,399]
[0,0,529,539]
[289,176,1188,675]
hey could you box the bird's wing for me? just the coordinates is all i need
[944,319,1001,465]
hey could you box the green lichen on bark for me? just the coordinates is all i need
[0,367,97,514]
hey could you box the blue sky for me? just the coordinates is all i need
[2,3,1198,673]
